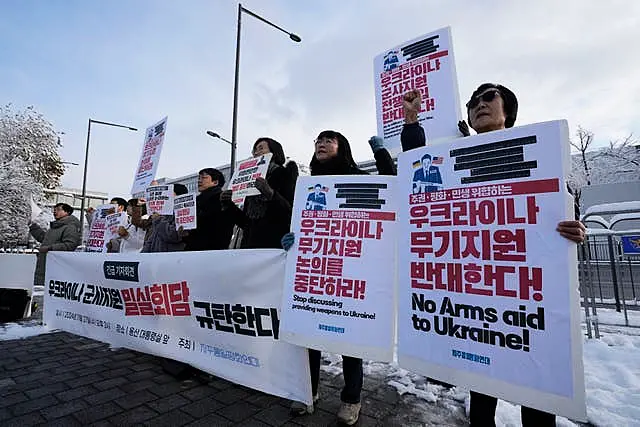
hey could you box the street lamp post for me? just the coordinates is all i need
[79,119,137,236]
[230,3,301,178]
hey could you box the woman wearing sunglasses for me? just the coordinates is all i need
[399,84,585,426]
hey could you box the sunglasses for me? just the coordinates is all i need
[466,89,500,109]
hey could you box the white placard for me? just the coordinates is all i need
[374,27,462,154]
[174,193,197,230]
[146,185,174,215]
[86,204,118,253]
[131,117,168,196]
[280,175,397,361]
[396,120,586,420]
[230,153,273,205]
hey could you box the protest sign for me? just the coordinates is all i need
[174,193,197,230]
[374,27,462,154]
[145,185,174,215]
[280,175,397,361]
[103,212,128,250]
[396,120,586,420]
[131,117,168,196]
[86,204,118,252]
[44,249,312,405]
[230,153,272,205]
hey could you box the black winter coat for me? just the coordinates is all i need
[183,186,234,251]
[227,164,297,249]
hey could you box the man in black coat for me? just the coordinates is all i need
[182,168,234,251]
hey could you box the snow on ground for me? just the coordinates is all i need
[582,306,640,327]
[0,319,51,341]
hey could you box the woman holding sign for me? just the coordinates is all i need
[221,137,298,249]
[402,84,585,427]
[286,130,368,426]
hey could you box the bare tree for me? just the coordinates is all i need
[570,127,596,186]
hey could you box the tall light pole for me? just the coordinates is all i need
[206,131,233,180]
[79,119,137,235]
[230,3,301,178]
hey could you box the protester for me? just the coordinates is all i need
[181,168,234,251]
[286,130,367,426]
[220,138,298,248]
[107,198,146,253]
[401,84,585,427]
[141,183,189,253]
[29,203,82,285]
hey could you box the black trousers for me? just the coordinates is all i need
[309,349,363,404]
[469,391,555,427]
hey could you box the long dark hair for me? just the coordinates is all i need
[309,130,363,175]
[254,137,286,166]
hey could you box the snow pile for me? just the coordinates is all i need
[582,327,640,426]
[0,320,51,341]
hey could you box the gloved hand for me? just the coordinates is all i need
[368,136,385,154]
[458,120,471,137]
[255,177,274,200]
[281,232,295,251]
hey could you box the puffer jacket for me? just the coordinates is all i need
[29,215,82,285]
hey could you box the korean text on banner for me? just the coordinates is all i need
[131,117,168,196]
[146,185,174,215]
[374,27,462,154]
[396,120,586,420]
[174,193,197,230]
[230,153,272,205]
[44,250,312,405]
[280,175,397,361]
[103,213,128,250]
[86,204,118,252]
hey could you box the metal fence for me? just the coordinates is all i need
[578,202,640,338]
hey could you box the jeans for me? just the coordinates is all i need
[309,349,363,404]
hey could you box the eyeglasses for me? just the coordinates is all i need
[466,89,500,109]
[314,138,338,146]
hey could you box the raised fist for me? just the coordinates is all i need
[403,90,422,124]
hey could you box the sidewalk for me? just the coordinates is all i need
[0,331,468,426]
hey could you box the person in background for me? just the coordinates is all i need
[29,203,81,285]
[181,168,234,251]
[401,83,585,427]
[141,183,189,253]
[220,138,298,248]
[107,198,147,253]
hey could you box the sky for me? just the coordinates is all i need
[1,0,639,198]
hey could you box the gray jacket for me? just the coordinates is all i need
[29,215,82,285]
[141,215,184,253]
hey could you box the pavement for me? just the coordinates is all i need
[0,330,469,426]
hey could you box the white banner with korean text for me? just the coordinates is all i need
[396,120,586,420]
[280,175,397,361]
[44,250,312,404]
[374,27,462,154]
